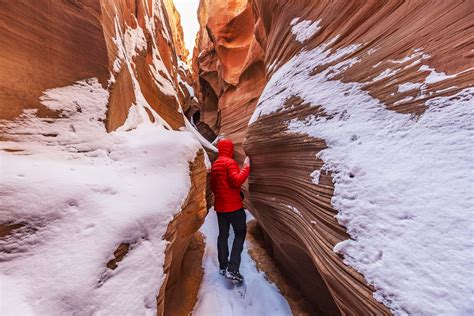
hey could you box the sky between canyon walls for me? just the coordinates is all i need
[174,0,200,59]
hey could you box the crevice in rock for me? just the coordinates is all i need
[246,220,317,315]
[164,232,205,316]
[157,149,208,316]
[0,223,25,238]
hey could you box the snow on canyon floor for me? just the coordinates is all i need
[193,209,292,316]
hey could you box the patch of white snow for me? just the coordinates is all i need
[290,18,322,43]
[0,78,202,315]
[397,82,422,93]
[249,36,474,315]
[193,210,292,316]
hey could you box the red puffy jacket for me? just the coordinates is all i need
[210,139,250,212]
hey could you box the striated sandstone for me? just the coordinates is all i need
[0,0,109,121]
[193,0,266,162]
[197,0,473,314]
[0,1,206,315]
[0,0,196,131]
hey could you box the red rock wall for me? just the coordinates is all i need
[0,1,206,314]
[158,150,208,316]
[0,0,195,131]
[193,0,266,162]
[196,0,473,314]
[0,0,109,121]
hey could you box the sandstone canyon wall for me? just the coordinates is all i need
[196,0,474,314]
[0,0,196,131]
[194,0,266,162]
[158,149,208,316]
[0,1,207,315]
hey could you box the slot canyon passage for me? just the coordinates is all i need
[0,0,473,315]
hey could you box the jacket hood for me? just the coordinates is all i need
[217,138,234,158]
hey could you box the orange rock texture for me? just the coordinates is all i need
[194,0,266,162]
[0,1,206,314]
[195,0,473,314]
[0,0,196,131]
[158,150,208,316]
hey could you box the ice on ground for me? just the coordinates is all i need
[249,36,474,315]
[290,18,322,43]
[0,78,202,315]
[193,209,292,316]
[0,276,34,315]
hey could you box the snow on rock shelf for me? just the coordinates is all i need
[0,78,205,314]
[193,209,292,316]
[196,0,474,314]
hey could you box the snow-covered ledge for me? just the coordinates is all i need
[0,79,207,315]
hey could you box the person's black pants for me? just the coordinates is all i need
[217,208,247,273]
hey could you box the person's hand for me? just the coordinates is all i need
[243,156,250,167]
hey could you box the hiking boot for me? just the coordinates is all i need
[219,268,227,275]
[225,270,244,282]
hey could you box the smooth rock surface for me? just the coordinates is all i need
[196,0,474,314]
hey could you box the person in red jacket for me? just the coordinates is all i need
[210,138,250,282]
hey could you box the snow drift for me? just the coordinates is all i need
[0,79,203,315]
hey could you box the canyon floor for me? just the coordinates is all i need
[193,209,292,315]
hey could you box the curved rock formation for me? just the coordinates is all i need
[0,0,196,131]
[0,1,208,315]
[0,0,108,121]
[158,150,208,316]
[196,0,474,314]
[194,0,266,162]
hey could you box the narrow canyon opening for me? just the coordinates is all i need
[173,1,342,313]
